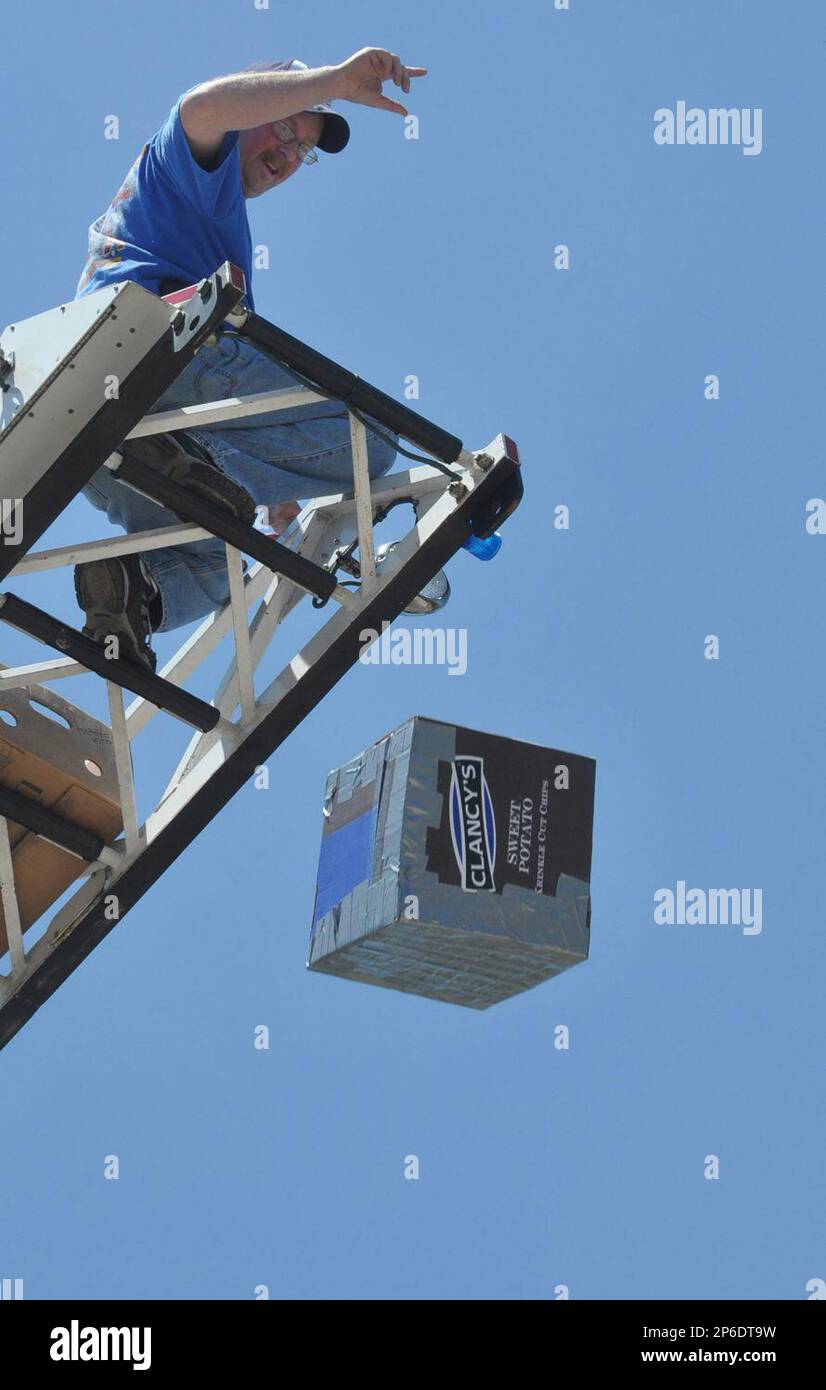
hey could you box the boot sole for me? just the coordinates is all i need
[74,562,157,673]
[135,451,257,526]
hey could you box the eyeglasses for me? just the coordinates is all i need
[270,119,318,166]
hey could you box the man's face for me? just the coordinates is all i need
[238,111,324,198]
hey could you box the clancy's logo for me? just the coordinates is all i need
[449,756,496,891]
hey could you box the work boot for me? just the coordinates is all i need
[75,434,258,673]
[121,432,257,527]
[74,551,158,674]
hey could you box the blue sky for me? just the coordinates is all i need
[1,0,824,1299]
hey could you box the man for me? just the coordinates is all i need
[73,48,426,671]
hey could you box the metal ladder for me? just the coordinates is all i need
[0,262,522,1051]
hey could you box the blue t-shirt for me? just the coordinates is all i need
[74,88,255,311]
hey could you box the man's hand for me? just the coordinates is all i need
[265,501,302,536]
[333,48,427,117]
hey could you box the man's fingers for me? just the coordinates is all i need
[373,94,408,116]
[346,50,427,113]
[391,56,428,91]
[384,52,427,87]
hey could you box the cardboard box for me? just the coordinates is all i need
[0,682,123,955]
[308,716,596,1009]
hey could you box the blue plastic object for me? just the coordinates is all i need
[462,531,502,561]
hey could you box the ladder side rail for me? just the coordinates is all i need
[0,266,246,580]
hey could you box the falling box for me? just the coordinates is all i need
[308,716,596,1009]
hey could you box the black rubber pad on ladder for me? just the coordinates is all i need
[0,592,220,733]
[111,455,337,602]
[0,783,107,864]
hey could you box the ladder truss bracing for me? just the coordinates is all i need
[0,263,523,1051]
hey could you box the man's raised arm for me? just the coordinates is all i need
[181,49,426,164]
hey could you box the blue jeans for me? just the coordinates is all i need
[81,332,397,632]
